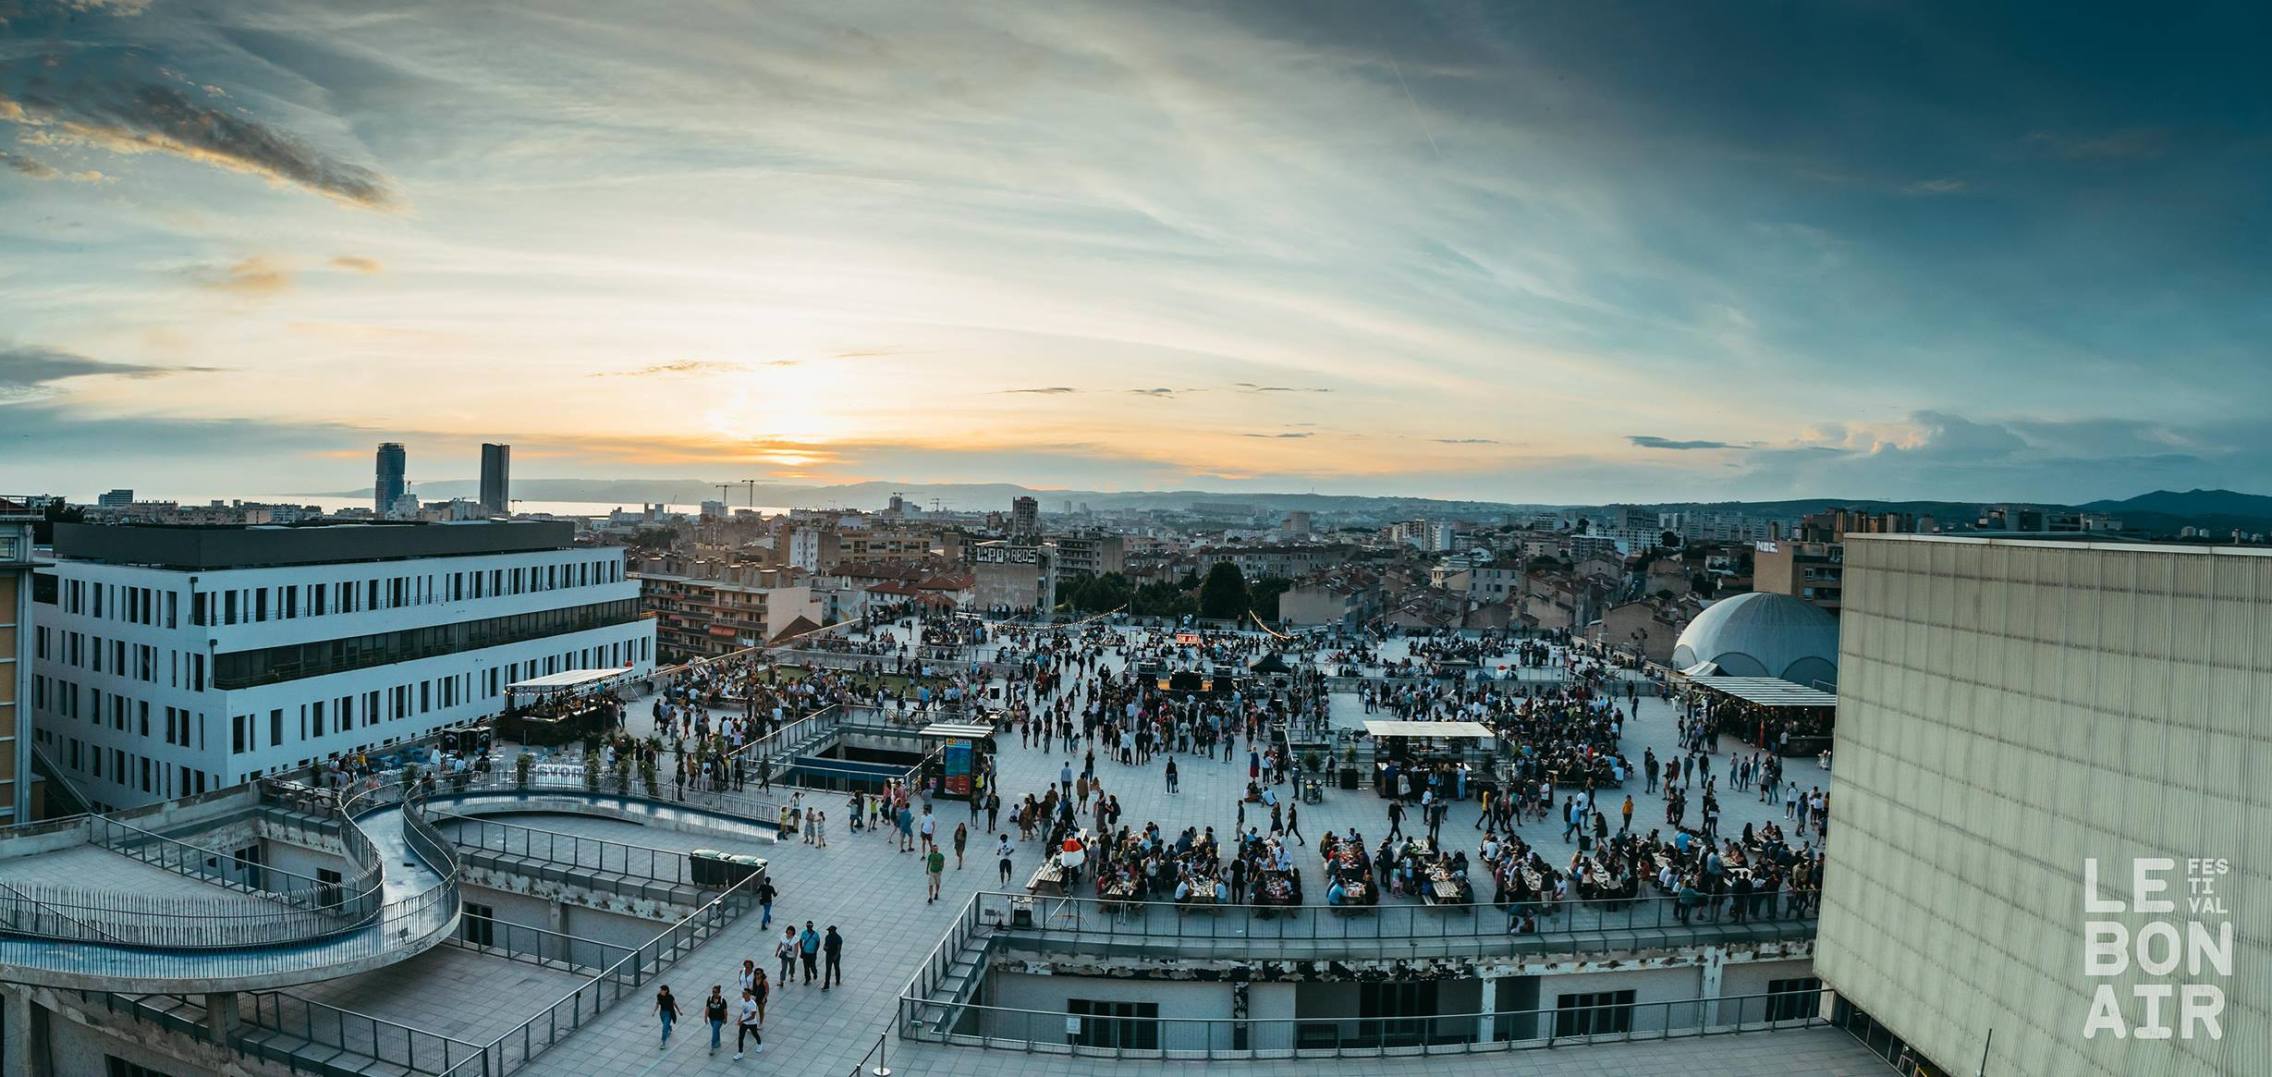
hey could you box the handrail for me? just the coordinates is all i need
[0,878,127,943]
[438,866,767,1076]
[988,884,1809,944]
[89,810,386,915]
[417,769,784,829]
[900,985,1832,1057]
[432,810,696,886]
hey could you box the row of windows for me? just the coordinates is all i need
[213,600,649,689]
[188,558,626,627]
[32,677,207,748]
[41,729,216,801]
[35,628,206,689]
[35,555,624,629]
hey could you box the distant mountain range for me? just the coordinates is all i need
[317,479,2272,536]
[320,478,1529,516]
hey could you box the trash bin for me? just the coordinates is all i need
[1011,896,1035,928]
[720,854,767,887]
[690,850,726,887]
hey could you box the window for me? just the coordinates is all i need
[1359,981,1438,1045]
[317,868,344,910]
[1766,977,1821,1023]
[1067,999,1158,1050]
[1554,989,1635,1037]
[463,901,497,946]
[107,1058,180,1077]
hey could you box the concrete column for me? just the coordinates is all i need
[549,897,568,934]
[1476,976,1497,1044]
[5,987,46,1077]
[204,992,240,1044]
[1698,948,1725,1029]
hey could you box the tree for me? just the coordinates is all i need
[1131,579,1195,618]
[1246,576,1294,620]
[1199,561,1249,620]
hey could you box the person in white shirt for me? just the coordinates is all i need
[734,990,762,1058]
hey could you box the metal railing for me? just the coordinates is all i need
[90,811,385,918]
[446,915,631,974]
[902,987,1830,1059]
[433,811,697,886]
[942,886,1816,963]
[240,990,486,1075]
[437,868,765,1076]
[419,770,784,831]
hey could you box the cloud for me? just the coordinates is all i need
[2023,129,2167,161]
[590,360,738,378]
[831,349,898,360]
[1435,437,1498,445]
[0,344,219,402]
[328,255,383,274]
[999,386,1079,394]
[0,149,105,183]
[1242,432,1314,439]
[1629,435,1737,451]
[1901,178,1967,196]
[1234,382,1331,393]
[1127,387,1180,398]
[0,85,394,208]
[192,256,294,297]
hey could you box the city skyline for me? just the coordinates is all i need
[5,2,2271,504]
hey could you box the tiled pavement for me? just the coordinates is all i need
[284,943,591,1044]
[487,630,1862,1076]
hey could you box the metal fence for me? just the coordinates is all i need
[433,811,697,886]
[901,987,1831,1060]
[436,868,766,1076]
[89,810,385,919]
[947,886,1817,962]
[446,915,631,974]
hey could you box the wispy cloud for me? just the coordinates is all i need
[1629,435,1737,451]
[0,149,106,183]
[1435,437,1498,445]
[2023,129,2167,161]
[1127,387,1181,398]
[1243,431,1314,439]
[591,360,738,378]
[1901,178,1967,196]
[329,255,383,274]
[192,256,293,297]
[1234,382,1331,393]
[1,344,219,402]
[0,85,393,208]
[1000,386,1079,395]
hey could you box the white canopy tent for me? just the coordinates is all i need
[505,667,640,699]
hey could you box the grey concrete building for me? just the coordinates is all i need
[1818,535,2260,1077]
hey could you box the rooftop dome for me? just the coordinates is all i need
[1672,592,1839,687]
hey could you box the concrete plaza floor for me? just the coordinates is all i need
[496,628,1864,1077]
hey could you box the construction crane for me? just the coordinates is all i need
[741,479,758,507]
[714,483,733,504]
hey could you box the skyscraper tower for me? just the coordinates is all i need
[1010,495,1039,541]
[480,443,511,515]
[374,442,407,515]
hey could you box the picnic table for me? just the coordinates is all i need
[1027,861,1066,896]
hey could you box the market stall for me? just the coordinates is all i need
[1362,720,1496,800]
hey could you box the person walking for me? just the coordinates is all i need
[810,809,827,848]
[734,988,763,1059]
[756,877,778,929]
[1386,800,1404,842]
[798,921,821,984]
[753,968,769,1025]
[996,833,1015,884]
[1165,757,1179,794]
[822,925,844,989]
[703,985,729,1053]
[775,926,797,987]
[926,843,946,902]
[1286,801,1306,846]
[653,985,681,1048]
[952,821,968,869]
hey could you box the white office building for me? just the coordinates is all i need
[28,520,654,810]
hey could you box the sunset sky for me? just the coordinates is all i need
[3,2,2268,504]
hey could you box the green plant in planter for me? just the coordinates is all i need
[400,762,419,789]
[639,755,660,799]
[583,751,602,792]
[613,754,632,794]
[515,752,533,789]
[1302,749,1324,776]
